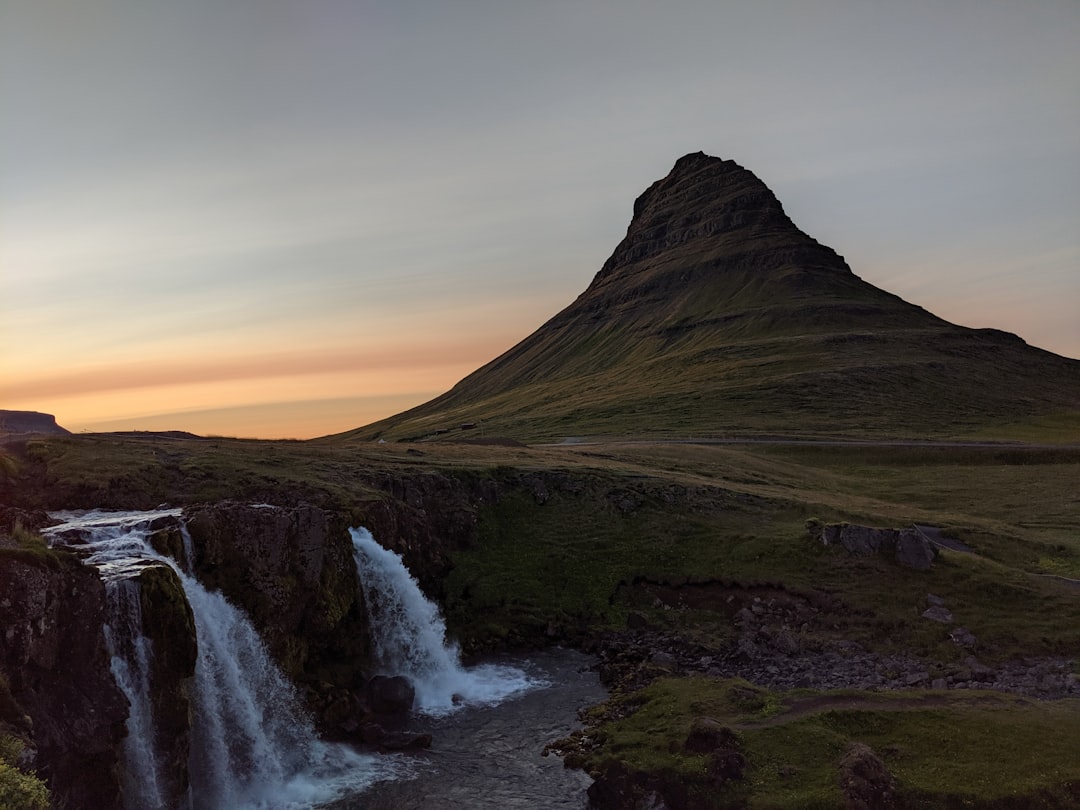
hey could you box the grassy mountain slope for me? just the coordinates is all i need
[335,152,1080,443]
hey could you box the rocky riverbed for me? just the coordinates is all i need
[325,648,606,809]
[596,589,1080,699]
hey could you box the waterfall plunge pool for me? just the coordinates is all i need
[44,510,604,809]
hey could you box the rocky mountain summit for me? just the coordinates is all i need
[344,152,1080,442]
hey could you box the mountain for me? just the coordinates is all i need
[0,410,71,436]
[337,152,1080,442]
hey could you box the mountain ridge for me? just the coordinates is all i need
[333,153,1080,443]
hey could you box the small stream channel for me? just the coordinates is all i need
[330,648,607,809]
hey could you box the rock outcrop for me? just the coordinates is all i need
[183,502,373,726]
[0,545,127,810]
[812,522,937,570]
[355,470,498,594]
[0,411,70,436]
[133,563,197,805]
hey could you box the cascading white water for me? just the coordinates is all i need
[351,527,543,716]
[45,510,402,810]
[104,576,170,809]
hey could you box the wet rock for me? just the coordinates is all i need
[184,502,372,695]
[0,550,127,810]
[378,731,433,751]
[135,563,197,805]
[367,674,415,715]
[147,521,187,564]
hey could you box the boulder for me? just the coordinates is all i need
[922,606,953,623]
[366,674,415,715]
[894,529,936,570]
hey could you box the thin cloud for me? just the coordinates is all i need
[5,339,504,402]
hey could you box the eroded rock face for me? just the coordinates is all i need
[356,470,497,594]
[134,563,197,805]
[183,502,372,702]
[0,550,127,810]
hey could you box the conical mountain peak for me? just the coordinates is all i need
[336,153,1080,443]
[595,152,826,285]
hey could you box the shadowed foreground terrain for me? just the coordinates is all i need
[4,432,1080,808]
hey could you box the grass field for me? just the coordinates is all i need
[3,431,1079,806]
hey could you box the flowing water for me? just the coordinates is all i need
[351,527,543,715]
[43,512,603,809]
[44,510,402,810]
[328,647,607,809]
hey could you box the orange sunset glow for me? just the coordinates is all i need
[3,3,1078,439]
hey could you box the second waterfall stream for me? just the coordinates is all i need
[350,527,543,715]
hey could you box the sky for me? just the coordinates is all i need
[2,1,1078,439]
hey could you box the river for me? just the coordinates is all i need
[333,648,606,809]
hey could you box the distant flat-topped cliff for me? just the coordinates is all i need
[0,410,71,436]
[336,152,1080,443]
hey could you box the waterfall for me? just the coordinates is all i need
[351,527,543,716]
[104,577,170,809]
[45,510,400,810]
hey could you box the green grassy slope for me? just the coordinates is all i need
[333,153,1080,444]
[7,430,1080,806]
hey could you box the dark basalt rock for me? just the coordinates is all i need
[134,563,197,806]
[0,549,127,810]
[0,507,54,536]
[183,502,373,726]
[365,674,416,716]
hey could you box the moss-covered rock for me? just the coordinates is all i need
[184,502,372,730]
[135,563,197,806]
